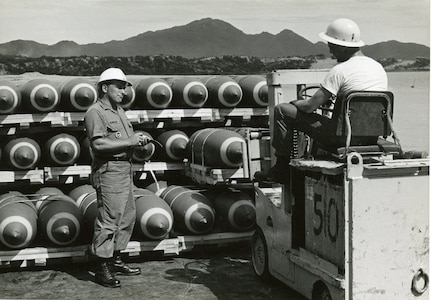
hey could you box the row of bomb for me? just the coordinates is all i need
[0,183,256,250]
[0,75,268,114]
[0,128,246,170]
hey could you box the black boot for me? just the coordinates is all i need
[94,260,121,288]
[111,253,141,276]
[254,156,290,184]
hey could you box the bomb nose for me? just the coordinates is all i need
[54,225,70,236]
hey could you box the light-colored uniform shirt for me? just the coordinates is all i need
[321,55,388,99]
[84,100,134,170]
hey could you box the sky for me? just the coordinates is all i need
[0,0,429,47]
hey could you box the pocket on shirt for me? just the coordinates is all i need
[106,122,124,139]
[107,122,122,132]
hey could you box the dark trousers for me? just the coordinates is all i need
[272,103,336,158]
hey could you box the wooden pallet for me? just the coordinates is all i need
[0,245,88,268]
[0,231,254,269]
[44,165,92,183]
[0,108,268,128]
[185,163,249,185]
[0,163,187,185]
[0,112,69,127]
[0,170,44,185]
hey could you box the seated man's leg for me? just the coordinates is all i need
[254,103,332,184]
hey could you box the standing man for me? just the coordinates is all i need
[85,67,148,288]
[254,18,388,184]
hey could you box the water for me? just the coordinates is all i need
[388,71,429,152]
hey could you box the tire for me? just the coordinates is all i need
[313,283,332,300]
[251,228,271,281]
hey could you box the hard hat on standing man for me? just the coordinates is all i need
[319,18,365,47]
[97,67,132,86]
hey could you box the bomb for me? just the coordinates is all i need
[204,76,243,108]
[134,187,174,240]
[145,181,168,197]
[0,80,21,114]
[0,191,38,249]
[135,78,173,109]
[234,75,268,107]
[205,188,256,232]
[20,79,59,112]
[59,78,97,111]
[132,131,155,163]
[160,185,215,235]
[119,85,136,110]
[168,77,208,108]
[33,187,82,246]
[186,128,245,168]
[3,137,41,170]
[45,133,81,166]
[69,184,97,241]
[156,130,189,161]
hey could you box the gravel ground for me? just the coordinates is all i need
[0,242,306,300]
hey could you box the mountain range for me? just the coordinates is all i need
[0,18,429,59]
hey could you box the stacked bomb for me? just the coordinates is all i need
[204,187,256,232]
[32,187,83,247]
[1,133,82,170]
[0,74,266,169]
[0,183,256,249]
[0,127,247,169]
[0,192,38,249]
[0,127,248,170]
[0,188,84,249]
[0,74,261,250]
[0,75,268,114]
[186,128,246,168]
[18,78,97,113]
[0,129,190,169]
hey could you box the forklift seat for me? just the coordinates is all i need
[313,91,402,159]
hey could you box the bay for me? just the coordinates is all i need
[388,71,429,152]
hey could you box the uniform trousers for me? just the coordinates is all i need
[91,160,135,259]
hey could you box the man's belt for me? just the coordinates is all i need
[95,155,131,161]
[110,156,131,161]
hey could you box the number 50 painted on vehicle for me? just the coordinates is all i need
[305,176,345,267]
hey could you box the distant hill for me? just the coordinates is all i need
[362,40,430,59]
[0,18,429,59]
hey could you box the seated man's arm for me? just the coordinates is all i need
[290,87,333,114]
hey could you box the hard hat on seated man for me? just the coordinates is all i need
[320,18,365,63]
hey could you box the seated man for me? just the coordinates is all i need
[254,18,388,184]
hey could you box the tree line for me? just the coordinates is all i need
[0,55,317,76]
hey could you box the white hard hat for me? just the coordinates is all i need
[319,18,365,47]
[97,68,132,86]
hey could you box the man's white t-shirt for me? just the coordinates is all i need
[321,55,388,98]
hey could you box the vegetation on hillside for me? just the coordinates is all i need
[0,55,316,76]
[378,57,430,71]
[0,55,428,76]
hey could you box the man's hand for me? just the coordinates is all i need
[130,132,149,147]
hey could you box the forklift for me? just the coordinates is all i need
[251,69,429,300]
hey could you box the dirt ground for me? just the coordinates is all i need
[0,242,306,300]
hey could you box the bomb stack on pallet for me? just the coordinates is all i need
[0,73,270,266]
